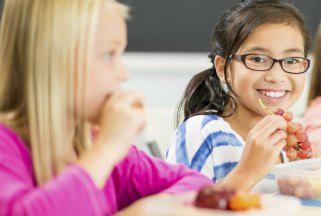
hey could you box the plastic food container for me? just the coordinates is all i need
[271,158,321,199]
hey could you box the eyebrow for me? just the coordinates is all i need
[244,47,304,55]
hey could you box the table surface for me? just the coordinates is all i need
[295,206,321,215]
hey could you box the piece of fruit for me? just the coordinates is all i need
[283,111,294,121]
[296,131,308,143]
[297,149,310,159]
[286,134,299,147]
[194,186,235,210]
[228,194,261,211]
[274,108,284,116]
[287,122,301,134]
[300,141,311,150]
[286,148,298,161]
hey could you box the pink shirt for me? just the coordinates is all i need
[0,124,211,215]
[303,96,321,157]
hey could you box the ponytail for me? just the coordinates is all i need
[175,62,236,127]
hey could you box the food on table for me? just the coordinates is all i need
[229,194,261,211]
[277,177,318,199]
[195,186,261,211]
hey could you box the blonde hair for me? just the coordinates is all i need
[308,23,321,104]
[0,0,128,185]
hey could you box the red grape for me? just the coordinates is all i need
[274,108,284,116]
[286,148,298,161]
[300,141,311,150]
[286,134,298,147]
[283,111,294,121]
[286,122,301,134]
[296,131,308,143]
[297,150,309,159]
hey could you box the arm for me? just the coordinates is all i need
[167,115,287,193]
[114,146,212,210]
[0,128,107,216]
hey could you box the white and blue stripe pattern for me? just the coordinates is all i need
[166,115,245,182]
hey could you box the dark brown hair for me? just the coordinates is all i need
[176,0,311,126]
[308,23,321,104]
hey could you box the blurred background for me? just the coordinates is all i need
[119,0,321,157]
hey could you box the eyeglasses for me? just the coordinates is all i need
[230,54,310,74]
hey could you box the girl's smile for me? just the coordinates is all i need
[256,89,290,105]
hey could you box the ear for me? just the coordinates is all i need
[213,55,227,84]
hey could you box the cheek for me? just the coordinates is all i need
[292,75,305,96]
[230,66,255,94]
[82,64,113,122]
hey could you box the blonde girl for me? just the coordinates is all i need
[0,0,218,215]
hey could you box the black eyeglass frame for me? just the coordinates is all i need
[230,54,311,74]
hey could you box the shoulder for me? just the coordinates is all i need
[176,115,222,134]
[304,96,321,126]
[307,97,321,111]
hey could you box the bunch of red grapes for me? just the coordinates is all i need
[274,108,312,161]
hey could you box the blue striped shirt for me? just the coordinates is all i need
[166,114,278,193]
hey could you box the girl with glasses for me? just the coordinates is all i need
[167,0,311,193]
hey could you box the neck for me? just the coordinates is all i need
[224,104,263,141]
[64,122,78,164]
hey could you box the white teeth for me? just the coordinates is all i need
[259,90,286,98]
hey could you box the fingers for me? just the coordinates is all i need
[257,115,287,137]
[269,129,287,146]
[273,138,287,152]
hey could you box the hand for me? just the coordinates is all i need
[240,115,287,180]
[220,115,287,192]
[77,91,146,188]
[96,91,146,159]
[117,192,217,216]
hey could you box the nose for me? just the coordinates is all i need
[264,61,287,84]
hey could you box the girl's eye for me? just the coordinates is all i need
[284,58,299,64]
[250,56,266,63]
[104,51,116,62]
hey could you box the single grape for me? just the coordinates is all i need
[300,140,311,150]
[286,134,298,147]
[283,111,294,121]
[297,150,309,159]
[296,131,308,143]
[274,108,285,116]
[286,122,301,134]
[286,148,298,161]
